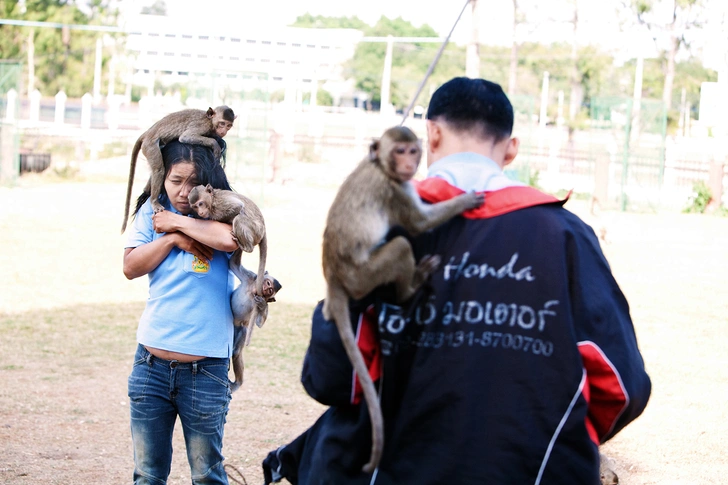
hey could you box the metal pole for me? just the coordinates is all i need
[400,0,471,124]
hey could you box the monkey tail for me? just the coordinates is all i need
[122,137,143,234]
[327,285,384,474]
[255,235,268,297]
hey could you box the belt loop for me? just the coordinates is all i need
[145,351,153,367]
[192,362,198,375]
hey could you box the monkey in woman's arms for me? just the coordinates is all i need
[187,184,280,391]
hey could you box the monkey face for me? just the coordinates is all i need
[262,273,282,300]
[188,186,211,218]
[190,199,210,218]
[392,142,422,182]
[215,120,234,138]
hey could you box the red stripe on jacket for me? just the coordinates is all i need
[351,305,382,405]
[578,341,629,444]
[416,177,566,219]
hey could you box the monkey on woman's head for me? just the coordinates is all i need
[321,125,485,474]
[121,105,237,233]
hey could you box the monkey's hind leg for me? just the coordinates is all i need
[230,325,247,392]
[231,216,256,253]
[343,236,422,303]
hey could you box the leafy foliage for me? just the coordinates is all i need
[291,13,367,30]
[0,0,119,97]
[293,13,465,111]
[683,181,712,214]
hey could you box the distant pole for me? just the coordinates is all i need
[632,54,644,140]
[27,30,35,96]
[466,0,480,78]
[678,87,687,136]
[539,71,549,129]
[93,38,102,103]
[107,55,116,99]
[380,35,394,115]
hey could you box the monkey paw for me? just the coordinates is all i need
[254,295,268,312]
[152,201,165,213]
[466,191,486,209]
[413,254,441,288]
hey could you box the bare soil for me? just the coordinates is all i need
[1,175,727,484]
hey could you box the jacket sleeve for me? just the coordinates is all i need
[566,218,652,444]
[300,300,382,407]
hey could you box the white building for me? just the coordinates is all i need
[121,14,364,105]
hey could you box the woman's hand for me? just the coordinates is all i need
[152,210,183,234]
[170,232,214,262]
[152,210,237,253]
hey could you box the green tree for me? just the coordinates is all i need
[624,0,708,111]
[351,17,465,110]
[0,1,25,62]
[290,13,465,111]
[140,0,167,15]
[0,0,119,97]
[292,13,367,30]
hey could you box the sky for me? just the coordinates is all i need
[126,0,618,46]
[121,0,725,68]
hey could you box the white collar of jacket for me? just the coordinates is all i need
[426,152,525,193]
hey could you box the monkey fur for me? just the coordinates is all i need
[121,105,236,233]
[187,184,268,300]
[228,251,282,392]
[321,126,485,473]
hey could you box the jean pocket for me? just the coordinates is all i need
[198,366,230,389]
[194,366,231,417]
[128,360,152,403]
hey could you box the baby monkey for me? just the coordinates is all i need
[321,126,485,473]
[187,184,268,303]
[229,252,282,391]
[121,105,236,233]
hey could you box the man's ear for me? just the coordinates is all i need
[503,137,520,167]
[425,120,442,154]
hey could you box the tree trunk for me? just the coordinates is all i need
[662,34,679,112]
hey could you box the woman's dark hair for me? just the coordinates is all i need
[132,138,232,216]
[426,77,514,143]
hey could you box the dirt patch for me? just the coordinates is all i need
[1,180,727,484]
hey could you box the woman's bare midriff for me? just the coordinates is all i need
[145,346,206,362]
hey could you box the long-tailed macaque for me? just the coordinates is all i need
[321,126,485,473]
[121,105,236,233]
[228,252,282,392]
[187,184,268,301]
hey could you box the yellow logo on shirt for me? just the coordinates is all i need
[191,256,210,273]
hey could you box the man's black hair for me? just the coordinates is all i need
[426,77,514,142]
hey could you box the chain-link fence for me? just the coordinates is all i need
[590,96,667,211]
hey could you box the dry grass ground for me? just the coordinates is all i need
[1,164,727,484]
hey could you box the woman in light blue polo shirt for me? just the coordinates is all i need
[123,139,239,484]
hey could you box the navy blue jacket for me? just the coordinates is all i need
[263,182,651,485]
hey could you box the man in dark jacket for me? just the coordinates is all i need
[263,77,651,485]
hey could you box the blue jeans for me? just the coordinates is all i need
[128,344,231,484]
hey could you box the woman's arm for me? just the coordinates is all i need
[123,231,217,280]
[152,210,238,252]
